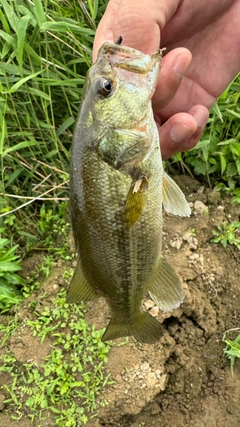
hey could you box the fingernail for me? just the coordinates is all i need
[173,53,191,79]
[192,109,209,128]
[170,123,192,143]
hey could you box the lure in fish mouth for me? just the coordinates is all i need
[67,39,191,344]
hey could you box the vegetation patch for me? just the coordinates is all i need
[0,230,25,312]
[173,75,240,192]
[0,289,113,426]
[211,221,240,250]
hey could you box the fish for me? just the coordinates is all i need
[66,40,191,344]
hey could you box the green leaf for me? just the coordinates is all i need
[57,116,75,136]
[236,158,240,175]
[20,87,51,100]
[0,261,22,272]
[0,0,19,32]
[226,163,238,177]
[17,14,32,71]
[217,138,236,146]
[0,8,11,33]
[189,139,210,150]
[32,0,46,26]
[225,109,240,119]
[212,102,223,122]
[219,153,227,175]
[0,238,10,249]
[230,142,240,157]
[0,61,20,76]
[40,21,95,35]
[3,140,39,156]
[0,30,17,47]
[93,0,99,19]
[3,70,43,94]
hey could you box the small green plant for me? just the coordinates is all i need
[0,289,113,426]
[223,329,240,373]
[231,188,240,204]
[0,228,25,312]
[37,202,74,261]
[39,255,55,279]
[0,313,19,346]
[211,221,240,249]
[190,228,196,236]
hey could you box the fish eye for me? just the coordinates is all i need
[94,78,113,97]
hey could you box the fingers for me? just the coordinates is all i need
[157,106,209,160]
[152,48,192,111]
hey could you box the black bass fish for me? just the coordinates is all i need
[67,41,191,343]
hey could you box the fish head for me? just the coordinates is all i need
[82,42,162,130]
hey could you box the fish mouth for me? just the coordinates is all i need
[96,41,161,75]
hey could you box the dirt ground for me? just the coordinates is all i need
[0,175,240,427]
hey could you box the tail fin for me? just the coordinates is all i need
[102,311,163,344]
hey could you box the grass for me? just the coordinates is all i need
[0,289,113,426]
[0,0,106,239]
[223,329,240,373]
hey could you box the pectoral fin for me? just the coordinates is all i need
[123,176,148,228]
[148,258,184,312]
[162,172,191,217]
[66,259,98,304]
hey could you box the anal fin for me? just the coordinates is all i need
[148,258,184,312]
[66,259,98,304]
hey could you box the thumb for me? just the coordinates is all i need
[93,0,170,61]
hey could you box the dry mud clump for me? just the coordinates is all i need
[0,175,240,427]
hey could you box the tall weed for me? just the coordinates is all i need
[0,0,105,223]
[173,75,240,190]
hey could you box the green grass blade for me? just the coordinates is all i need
[0,0,19,32]
[0,9,11,33]
[56,116,75,136]
[40,21,95,35]
[93,0,99,19]
[0,29,17,47]
[225,109,240,119]
[33,0,47,26]
[0,115,7,157]
[17,14,32,71]
[4,70,43,93]
[3,140,39,157]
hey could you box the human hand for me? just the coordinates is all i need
[93,0,240,159]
